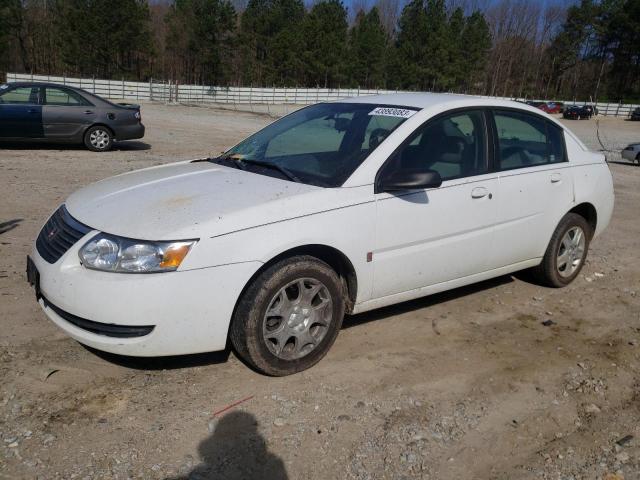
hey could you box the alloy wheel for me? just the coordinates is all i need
[262,278,333,360]
[556,226,586,278]
[89,129,110,150]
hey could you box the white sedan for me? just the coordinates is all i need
[27,94,614,375]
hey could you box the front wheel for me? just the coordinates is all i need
[230,256,346,376]
[84,126,113,152]
[532,213,591,287]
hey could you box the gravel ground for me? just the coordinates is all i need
[1,104,639,480]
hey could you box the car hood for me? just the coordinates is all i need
[65,160,364,240]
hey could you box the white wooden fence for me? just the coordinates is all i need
[6,72,640,118]
[6,72,397,105]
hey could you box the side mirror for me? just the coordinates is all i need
[379,169,442,192]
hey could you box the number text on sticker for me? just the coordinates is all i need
[369,107,416,118]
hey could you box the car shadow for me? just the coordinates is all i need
[343,274,515,330]
[0,218,22,235]
[608,160,638,167]
[111,141,151,151]
[0,140,151,151]
[165,411,288,480]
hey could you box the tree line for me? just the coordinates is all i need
[1,0,638,102]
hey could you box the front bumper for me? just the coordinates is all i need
[29,236,261,357]
[115,122,145,141]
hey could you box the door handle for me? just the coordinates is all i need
[471,187,489,199]
[550,173,562,183]
[84,110,94,115]
[27,109,38,114]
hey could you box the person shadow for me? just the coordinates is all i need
[166,411,288,480]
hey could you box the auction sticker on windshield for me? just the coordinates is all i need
[369,107,417,118]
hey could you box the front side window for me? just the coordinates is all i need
[494,110,566,170]
[215,103,416,187]
[381,110,488,182]
[44,87,88,106]
[0,86,39,104]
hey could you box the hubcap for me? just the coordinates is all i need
[556,226,586,278]
[262,278,333,360]
[90,129,110,149]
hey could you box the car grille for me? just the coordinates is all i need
[42,296,155,338]
[36,205,92,264]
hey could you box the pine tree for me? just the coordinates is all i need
[390,0,428,90]
[54,0,153,79]
[0,0,18,73]
[165,0,236,85]
[239,0,305,86]
[444,7,465,91]
[460,10,491,93]
[423,0,448,90]
[301,0,348,88]
[348,7,388,88]
[603,0,640,101]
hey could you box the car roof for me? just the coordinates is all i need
[335,92,542,112]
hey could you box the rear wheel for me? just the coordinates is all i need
[84,126,113,152]
[532,213,591,287]
[230,256,345,376]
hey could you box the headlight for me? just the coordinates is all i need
[79,233,196,273]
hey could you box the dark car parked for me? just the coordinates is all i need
[563,105,593,120]
[0,82,144,151]
[631,107,640,121]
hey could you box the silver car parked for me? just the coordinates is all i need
[0,82,145,151]
[621,143,640,164]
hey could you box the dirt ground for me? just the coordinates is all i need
[1,104,639,480]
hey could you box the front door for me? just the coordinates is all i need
[373,109,499,298]
[0,85,43,138]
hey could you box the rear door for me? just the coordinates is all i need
[0,85,44,138]
[490,109,574,267]
[41,86,95,140]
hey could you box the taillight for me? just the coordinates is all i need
[134,110,141,121]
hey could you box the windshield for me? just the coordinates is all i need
[214,102,418,187]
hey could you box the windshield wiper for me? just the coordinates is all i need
[204,156,246,170]
[237,159,302,183]
[205,156,302,183]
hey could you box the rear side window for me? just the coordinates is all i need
[493,110,566,170]
[44,87,89,106]
[0,86,39,104]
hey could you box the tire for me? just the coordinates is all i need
[532,213,591,288]
[230,256,346,376]
[84,126,113,152]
